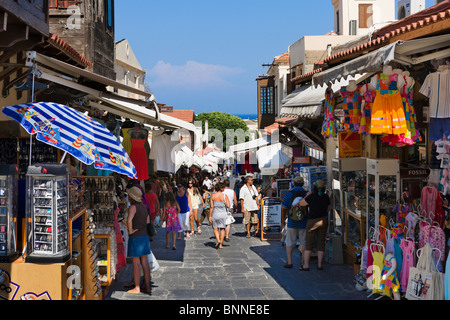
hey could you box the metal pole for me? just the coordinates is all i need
[29,70,35,166]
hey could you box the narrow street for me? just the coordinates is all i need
[106,213,369,301]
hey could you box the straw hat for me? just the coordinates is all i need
[127,186,143,203]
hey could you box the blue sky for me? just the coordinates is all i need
[114,0,436,116]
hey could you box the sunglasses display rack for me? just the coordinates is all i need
[77,177,115,230]
[25,164,71,264]
[0,165,19,263]
[83,209,102,300]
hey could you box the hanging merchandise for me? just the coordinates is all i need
[359,83,375,136]
[150,130,178,173]
[369,67,408,136]
[321,87,337,138]
[128,125,149,181]
[405,243,444,300]
[419,66,450,141]
[339,81,362,133]
[381,71,421,147]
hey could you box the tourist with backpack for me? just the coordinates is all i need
[281,176,308,269]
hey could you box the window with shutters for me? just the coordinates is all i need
[49,0,80,9]
[260,87,274,115]
[359,4,373,29]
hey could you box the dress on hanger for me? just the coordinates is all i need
[322,87,337,138]
[360,84,375,136]
[400,239,415,293]
[340,85,362,132]
[370,73,407,136]
[122,128,133,156]
[129,128,149,181]
[380,255,401,296]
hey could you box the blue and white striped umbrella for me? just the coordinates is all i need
[2,102,137,179]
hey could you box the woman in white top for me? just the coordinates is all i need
[223,179,237,242]
[187,179,204,235]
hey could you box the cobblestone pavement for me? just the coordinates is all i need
[105,214,370,301]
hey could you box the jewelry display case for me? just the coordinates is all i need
[0,165,19,262]
[366,159,400,237]
[332,158,367,252]
[25,164,71,264]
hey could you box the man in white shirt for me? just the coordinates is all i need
[239,174,260,238]
[202,176,212,190]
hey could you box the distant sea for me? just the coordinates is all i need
[234,114,257,120]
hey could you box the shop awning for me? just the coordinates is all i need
[313,33,450,87]
[280,74,364,118]
[89,97,197,133]
[26,52,197,132]
[228,136,271,154]
[289,126,324,161]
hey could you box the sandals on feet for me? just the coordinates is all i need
[299,266,310,271]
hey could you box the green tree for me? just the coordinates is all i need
[195,112,250,151]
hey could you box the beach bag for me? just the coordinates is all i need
[289,190,307,221]
[405,244,444,300]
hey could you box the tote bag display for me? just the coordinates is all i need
[405,244,444,300]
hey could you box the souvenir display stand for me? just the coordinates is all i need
[25,164,71,264]
[332,157,367,264]
[299,166,328,191]
[366,159,400,237]
[0,165,19,263]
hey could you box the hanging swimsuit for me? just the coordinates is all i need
[322,87,337,138]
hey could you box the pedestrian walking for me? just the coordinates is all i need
[223,179,237,242]
[202,176,212,191]
[163,191,182,250]
[199,185,212,226]
[299,180,330,271]
[280,176,308,269]
[176,182,192,239]
[125,186,151,294]
[239,174,260,238]
[209,182,230,249]
[144,180,159,223]
[187,179,204,235]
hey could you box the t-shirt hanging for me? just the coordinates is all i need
[419,69,450,118]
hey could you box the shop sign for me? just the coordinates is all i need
[400,168,430,179]
[339,132,362,158]
[292,157,310,175]
[261,197,282,241]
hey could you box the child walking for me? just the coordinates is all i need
[163,191,182,250]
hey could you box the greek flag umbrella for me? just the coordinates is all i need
[2,102,137,179]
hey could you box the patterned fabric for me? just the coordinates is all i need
[321,87,337,138]
[340,86,362,132]
[360,84,375,136]
[165,205,182,232]
[380,256,401,294]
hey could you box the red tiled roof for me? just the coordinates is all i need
[317,0,450,66]
[48,33,92,68]
[275,51,289,63]
[264,122,280,135]
[161,110,195,123]
[291,67,324,83]
[275,117,298,125]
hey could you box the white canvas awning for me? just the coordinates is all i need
[256,143,293,173]
[228,136,271,154]
[313,33,450,87]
